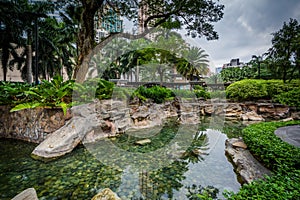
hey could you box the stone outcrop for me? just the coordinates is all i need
[91,188,121,200]
[225,138,271,184]
[12,188,39,200]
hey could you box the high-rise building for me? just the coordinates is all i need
[94,4,123,43]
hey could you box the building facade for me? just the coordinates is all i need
[94,4,123,43]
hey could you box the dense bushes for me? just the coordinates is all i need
[226,121,300,199]
[132,85,211,103]
[242,121,300,172]
[226,79,300,107]
[225,170,300,200]
[275,87,300,108]
[132,86,175,103]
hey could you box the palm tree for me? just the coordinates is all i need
[183,46,210,77]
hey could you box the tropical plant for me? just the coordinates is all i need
[182,46,210,76]
[10,76,74,114]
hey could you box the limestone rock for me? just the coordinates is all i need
[135,139,151,145]
[232,141,247,149]
[12,188,38,200]
[225,104,243,118]
[225,138,271,184]
[179,112,199,124]
[240,111,265,121]
[91,188,121,200]
[31,103,99,160]
[258,104,290,119]
[291,111,300,120]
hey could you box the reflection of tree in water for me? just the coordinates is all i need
[181,132,209,164]
[136,132,210,199]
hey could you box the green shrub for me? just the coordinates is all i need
[73,78,114,103]
[226,79,268,101]
[242,121,300,172]
[225,170,300,200]
[132,86,175,104]
[225,120,300,199]
[226,79,300,102]
[10,76,74,114]
[194,85,210,100]
[274,87,300,108]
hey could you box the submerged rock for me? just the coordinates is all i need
[91,188,121,200]
[12,188,38,200]
[225,138,271,184]
[135,139,151,145]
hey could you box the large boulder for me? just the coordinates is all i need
[31,103,99,161]
[225,138,271,184]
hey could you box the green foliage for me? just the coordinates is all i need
[220,66,255,82]
[275,87,300,108]
[132,86,175,104]
[226,121,300,199]
[226,79,268,101]
[6,77,115,114]
[225,170,300,200]
[267,18,300,82]
[186,184,219,200]
[226,79,300,102]
[0,82,31,105]
[10,76,74,114]
[194,86,210,100]
[242,121,300,172]
[73,78,114,103]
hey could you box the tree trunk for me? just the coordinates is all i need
[73,0,103,82]
[26,45,33,84]
[1,44,9,82]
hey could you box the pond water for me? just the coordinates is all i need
[0,118,245,200]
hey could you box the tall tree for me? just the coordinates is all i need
[69,0,224,82]
[267,18,300,82]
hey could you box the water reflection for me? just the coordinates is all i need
[0,118,241,199]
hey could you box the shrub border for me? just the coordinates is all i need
[226,120,300,199]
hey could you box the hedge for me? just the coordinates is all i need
[226,79,300,107]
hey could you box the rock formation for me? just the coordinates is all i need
[225,138,271,184]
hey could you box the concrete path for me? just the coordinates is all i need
[275,125,300,148]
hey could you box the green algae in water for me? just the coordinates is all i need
[0,119,241,199]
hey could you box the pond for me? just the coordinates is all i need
[0,117,245,199]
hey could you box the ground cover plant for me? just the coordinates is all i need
[225,120,300,199]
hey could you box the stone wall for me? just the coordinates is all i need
[1,100,299,144]
[0,106,71,143]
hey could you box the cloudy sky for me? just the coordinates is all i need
[185,0,300,72]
